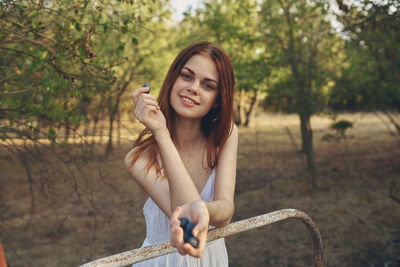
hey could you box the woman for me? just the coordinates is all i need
[125,41,238,266]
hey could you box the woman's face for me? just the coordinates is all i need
[170,54,219,120]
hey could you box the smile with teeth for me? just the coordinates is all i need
[181,96,198,105]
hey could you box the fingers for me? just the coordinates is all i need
[171,220,187,255]
[170,206,203,257]
[170,206,209,258]
[188,223,207,258]
[137,97,159,114]
[181,235,206,258]
[131,86,155,114]
[182,243,196,256]
[170,207,186,255]
[196,233,207,258]
[170,206,182,223]
[131,90,157,106]
[132,86,160,121]
[131,86,150,103]
[192,213,208,237]
[188,205,208,258]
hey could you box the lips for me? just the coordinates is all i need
[180,95,199,105]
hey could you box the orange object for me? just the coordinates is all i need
[0,241,7,267]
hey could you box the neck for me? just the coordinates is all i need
[172,117,205,152]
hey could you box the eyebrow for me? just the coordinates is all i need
[182,67,218,85]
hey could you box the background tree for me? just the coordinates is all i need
[0,0,175,234]
[330,0,400,137]
[259,0,343,187]
[178,0,269,126]
[0,0,174,154]
[101,1,174,157]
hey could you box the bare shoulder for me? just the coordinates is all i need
[225,123,238,148]
[215,124,238,170]
[124,147,150,181]
[124,146,163,193]
[230,124,238,140]
[124,146,171,216]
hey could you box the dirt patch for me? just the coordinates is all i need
[0,113,399,266]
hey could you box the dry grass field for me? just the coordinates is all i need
[0,112,399,266]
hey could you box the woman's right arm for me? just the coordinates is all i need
[126,87,203,216]
[125,146,209,258]
[126,87,210,257]
[124,147,172,215]
[125,86,173,216]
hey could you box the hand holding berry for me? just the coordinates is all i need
[170,201,209,258]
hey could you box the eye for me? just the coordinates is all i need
[202,82,216,90]
[180,72,192,80]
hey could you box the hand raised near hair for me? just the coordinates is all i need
[131,86,167,134]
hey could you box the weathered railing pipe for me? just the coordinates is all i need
[80,208,323,267]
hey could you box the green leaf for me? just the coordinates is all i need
[131,37,138,45]
[48,127,56,140]
[1,98,10,106]
[61,111,68,120]
[118,42,125,52]
[102,22,108,33]
[81,115,88,123]
[72,90,83,99]
[75,22,81,31]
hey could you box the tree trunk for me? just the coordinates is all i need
[299,112,317,187]
[90,110,99,156]
[234,89,245,126]
[278,0,319,188]
[104,77,132,157]
[117,110,121,146]
[105,96,116,158]
[64,118,70,143]
[382,110,400,136]
[234,101,242,126]
[300,113,307,153]
[99,117,104,143]
[105,113,114,157]
[244,91,260,127]
[239,89,246,126]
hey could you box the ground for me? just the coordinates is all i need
[0,112,399,266]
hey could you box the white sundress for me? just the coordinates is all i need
[132,168,229,267]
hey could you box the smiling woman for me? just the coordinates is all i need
[169,54,219,119]
[125,41,237,266]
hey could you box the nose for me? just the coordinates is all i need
[186,84,199,95]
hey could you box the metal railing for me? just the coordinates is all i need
[80,208,323,267]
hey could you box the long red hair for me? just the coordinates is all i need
[130,41,235,177]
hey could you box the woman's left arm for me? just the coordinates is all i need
[207,124,238,227]
[169,124,238,257]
